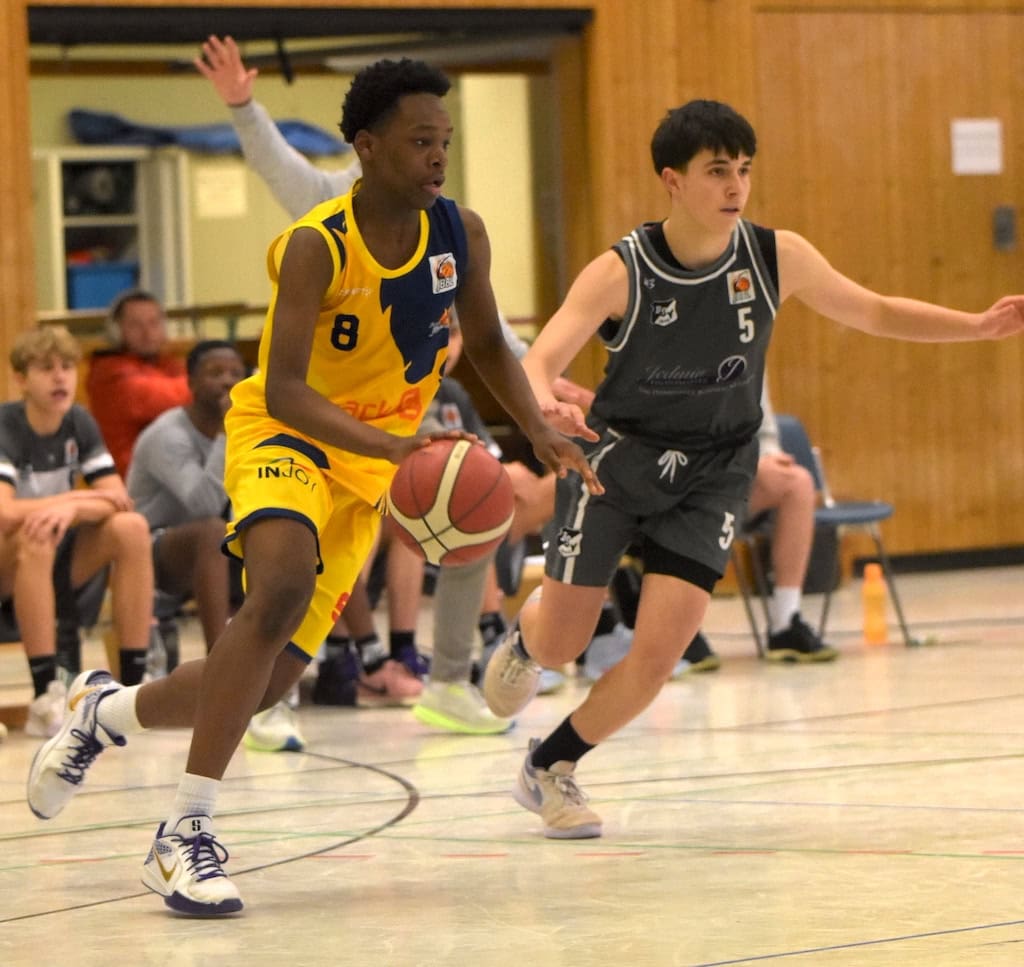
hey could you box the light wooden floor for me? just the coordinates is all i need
[3,566,1024,966]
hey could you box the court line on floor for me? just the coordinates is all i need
[0,751,419,924]
[691,917,1024,965]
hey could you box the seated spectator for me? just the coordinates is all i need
[0,326,153,736]
[127,339,305,752]
[87,289,191,477]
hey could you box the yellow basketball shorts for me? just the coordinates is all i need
[223,425,383,661]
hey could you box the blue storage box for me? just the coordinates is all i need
[66,262,139,309]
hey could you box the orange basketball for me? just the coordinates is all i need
[387,439,514,566]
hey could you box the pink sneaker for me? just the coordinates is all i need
[358,660,423,707]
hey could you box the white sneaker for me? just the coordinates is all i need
[243,701,306,753]
[27,670,125,820]
[142,814,243,916]
[412,681,513,735]
[483,625,541,718]
[581,623,633,682]
[25,679,68,738]
[512,738,602,839]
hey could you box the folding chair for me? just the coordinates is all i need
[732,413,915,653]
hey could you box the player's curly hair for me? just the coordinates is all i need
[339,58,451,143]
[651,99,757,173]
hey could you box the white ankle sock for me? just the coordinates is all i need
[96,684,144,737]
[770,587,801,633]
[167,773,220,831]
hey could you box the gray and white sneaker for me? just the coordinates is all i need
[483,624,541,718]
[512,738,602,839]
[26,669,125,820]
[413,681,514,735]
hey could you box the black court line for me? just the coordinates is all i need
[0,751,418,924]
[692,917,1024,965]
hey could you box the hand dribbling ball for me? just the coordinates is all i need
[387,438,514,566]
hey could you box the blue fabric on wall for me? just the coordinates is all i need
[69,108,349,157]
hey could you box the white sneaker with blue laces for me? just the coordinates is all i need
[26,669,125,820]
[142,814,243,916]
[512,738,602,839]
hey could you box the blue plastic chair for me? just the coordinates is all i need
[733,414,914,654]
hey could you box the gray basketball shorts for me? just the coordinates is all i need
[544,426,758,587]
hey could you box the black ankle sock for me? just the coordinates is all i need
[325,634,351,661]
[611,564,641,630]
[28,655,57,698]
[119,648,148,686]
[593,601,619,637]
[532,716,595,771]
[388,630,415,659]
[478,611,507,649]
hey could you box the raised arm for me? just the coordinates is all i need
[778,229,1024,341]
[195,34,359,218]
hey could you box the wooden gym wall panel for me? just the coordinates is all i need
[753,9,1024,555]
[0,0,33,392]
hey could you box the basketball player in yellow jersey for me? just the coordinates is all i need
[26,57,602,916]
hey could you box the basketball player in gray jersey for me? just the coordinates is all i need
[484,98,1024,840]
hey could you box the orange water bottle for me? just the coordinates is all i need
[861,562,888,645]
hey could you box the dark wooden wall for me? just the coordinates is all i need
[2,0,1022,559]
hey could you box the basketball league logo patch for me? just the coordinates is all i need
[727,269,755,305]
[430,253,458,293]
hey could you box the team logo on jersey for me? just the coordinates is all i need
[430,253,458,293]
[727,269,755,305]
[440,401,463,431]
[650,299,678,327]
[64,438,79,465]
[717,355,747,382]
[556,527,582,558]
[256,455,318,492]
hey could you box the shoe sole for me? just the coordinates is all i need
[411,702,513,735]
[142,878,244,917]
[511,781,602,839]
[242,735,307,753]
[765,649,839,663]
[674,656,722,676]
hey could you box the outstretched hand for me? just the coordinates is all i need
[194,35,258,107]
[538,398,599,443]
[529,426,603,496]
[980,295,1024,339]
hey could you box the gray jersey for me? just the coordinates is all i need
[127,406,227,530]
[591,219,778,451]
[0,401,115,497]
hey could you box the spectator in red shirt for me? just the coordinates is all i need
[86,290,191,476]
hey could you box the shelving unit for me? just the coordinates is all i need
[32,146,190,312]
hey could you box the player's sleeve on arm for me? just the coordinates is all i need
[73,407,118,484]
[230,99,361,218]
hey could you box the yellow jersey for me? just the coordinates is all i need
[228,185,467,504]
